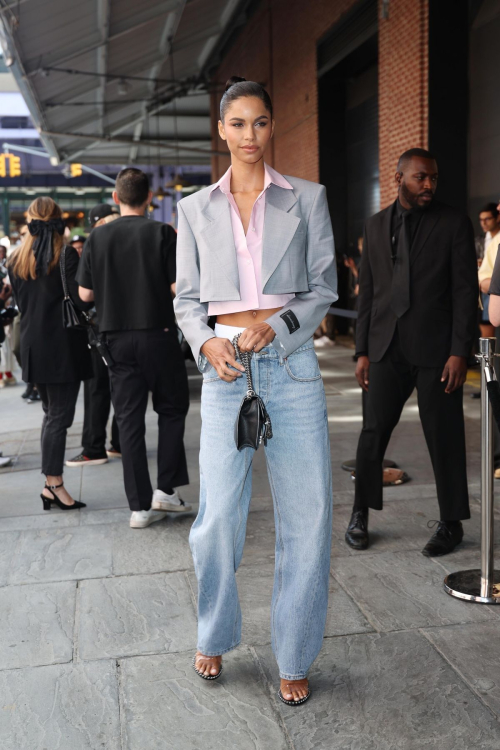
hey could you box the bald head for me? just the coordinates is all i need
[396,148,438,209]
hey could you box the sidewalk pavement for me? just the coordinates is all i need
[1,348,500,749]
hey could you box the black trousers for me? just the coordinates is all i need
[107,328,189,511]
[354,334,470,521]
[37,381,81,476]
[82,346,120,458]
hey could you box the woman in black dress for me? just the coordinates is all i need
[9,197,93,510]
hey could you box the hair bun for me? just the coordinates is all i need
[225,76,246,92]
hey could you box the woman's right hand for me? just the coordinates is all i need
[201,338,245,382]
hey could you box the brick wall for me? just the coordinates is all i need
[211,0,355,182]
[378,0,429,207]
[211,0,430,212]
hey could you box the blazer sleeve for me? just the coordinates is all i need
[450,214,479,358]
[266,184,338,357]
[355,225,373,357]
[174,202,216,369]
[65,246,93,312]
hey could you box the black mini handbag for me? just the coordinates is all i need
[60,246,91,330]
[233,334,273,451]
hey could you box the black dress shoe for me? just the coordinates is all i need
[345,508,369,550]
[21,383,33,399]
[422,521,463,557]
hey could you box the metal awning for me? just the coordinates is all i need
[0,0,250,165]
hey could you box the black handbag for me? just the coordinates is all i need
[60,246,91,330]
[233,334,273,451]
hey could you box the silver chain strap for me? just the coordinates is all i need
[232,334,256,397]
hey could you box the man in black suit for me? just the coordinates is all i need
[346,148,478,556]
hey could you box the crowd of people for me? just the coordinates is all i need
[1,75,499,706]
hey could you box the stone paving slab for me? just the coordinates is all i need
[8,526,113,585]
[80,508,132,526]
[0,581,75,670]
[78,572,197,660]
[432,546,500,581]
[0,660,120,750]
[0,531,20,586]
[422,621,500,719]
[0,511,80,532]
[187,564,373,647]
[331,498,492,558]
[332,550,497,632]
[111,516,194,576]
[119,646,288,750]
[256,630,500,750]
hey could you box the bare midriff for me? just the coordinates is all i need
[216,307,283,327]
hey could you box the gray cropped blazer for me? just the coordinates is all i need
[174,174,338,369]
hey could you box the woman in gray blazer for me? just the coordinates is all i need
[175,77,338,706]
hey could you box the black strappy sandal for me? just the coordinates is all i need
[41,483,86,511]
[192,653,223,681]
[278,681,311,706]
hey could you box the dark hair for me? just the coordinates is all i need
[397,148,437,172]
[219,76,273,121]
[115,168,150,207]
[480,202,499,218]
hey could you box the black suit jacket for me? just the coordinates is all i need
[356,200,478,368]
[10,245,93,383]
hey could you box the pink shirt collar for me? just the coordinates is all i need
[210,163,293,196]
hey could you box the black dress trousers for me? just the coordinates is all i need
[82,346,120,458]
[107,328,189,511]
[354,333,470,521]
[37,381,81,476]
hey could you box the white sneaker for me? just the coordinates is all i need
[0,456,12,468]
[129,509,168,529]
[314,335,335,348]
[152,488,192,513]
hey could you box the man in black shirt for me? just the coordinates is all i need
[347,148,478,557]
[77,168,190,528]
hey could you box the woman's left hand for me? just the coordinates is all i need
[238,322,276,353]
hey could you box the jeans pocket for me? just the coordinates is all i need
[285,348,322,382]
[202,365,220,383]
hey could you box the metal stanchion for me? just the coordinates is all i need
[444,337,500,603]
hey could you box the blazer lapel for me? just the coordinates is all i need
[379,201,395,274]
[262,184,300,289]
[200,189,240,296]
[410,204,441,265]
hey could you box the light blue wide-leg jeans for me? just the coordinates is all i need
[189,338,333,680]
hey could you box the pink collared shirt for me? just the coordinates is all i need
[207,163,296,315]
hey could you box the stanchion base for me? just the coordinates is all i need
[444,569,500,604]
